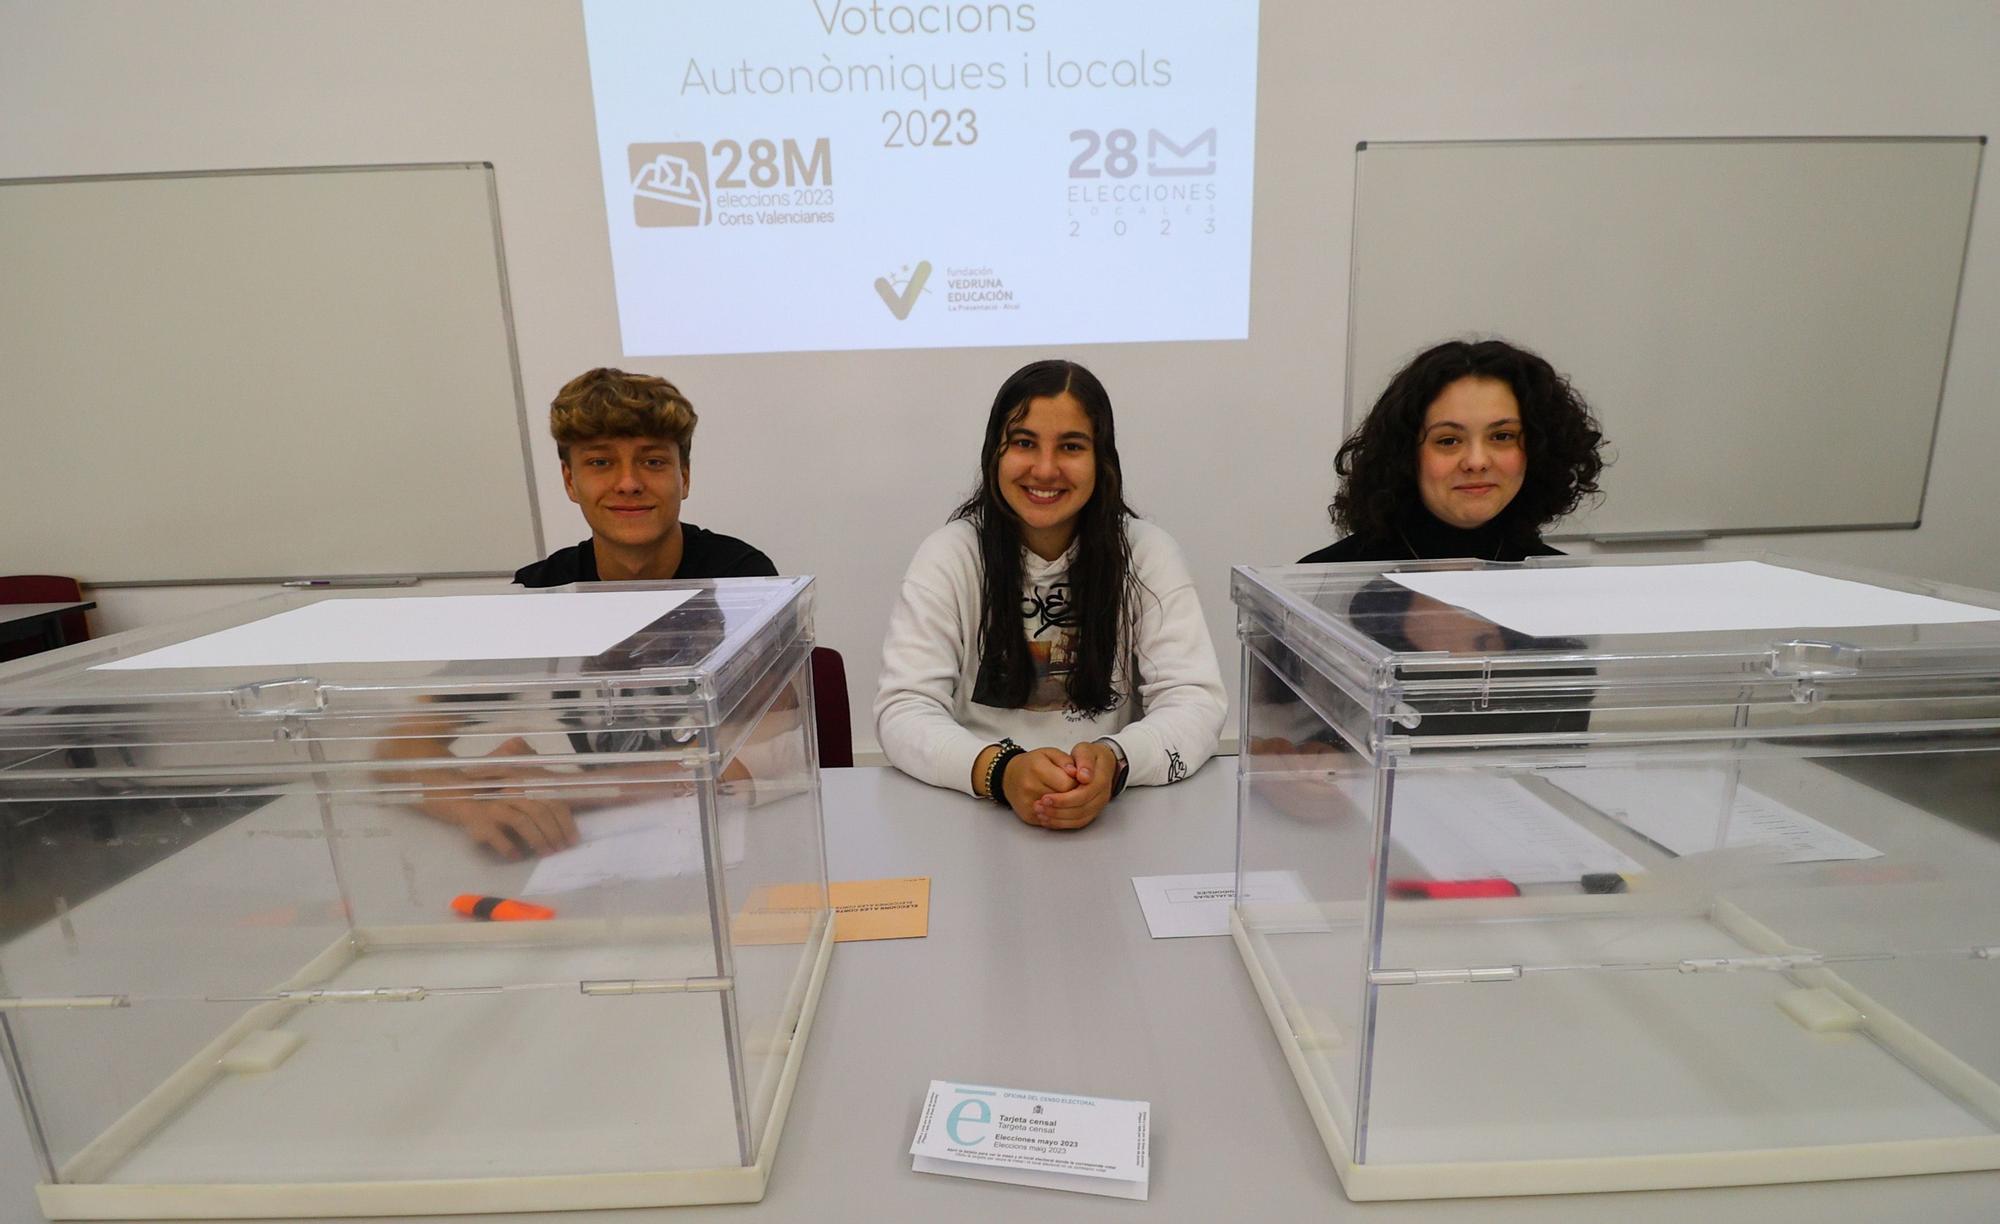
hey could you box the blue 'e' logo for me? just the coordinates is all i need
[945,1097,991,1145]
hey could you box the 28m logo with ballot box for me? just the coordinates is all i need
[629,143,712,227]
[1069,127,1219,179]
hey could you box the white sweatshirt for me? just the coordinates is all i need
[874,518,1227,794]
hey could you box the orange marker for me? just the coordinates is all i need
[450,894,555,922]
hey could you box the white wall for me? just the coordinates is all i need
[3,1,1997,760]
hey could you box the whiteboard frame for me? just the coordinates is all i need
[1343,135,1985,543]
[0,162,545,586]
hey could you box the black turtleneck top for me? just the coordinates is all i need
[1298,507,1563,565]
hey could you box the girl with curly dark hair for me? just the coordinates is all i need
[875,360,1226,831]
[1302,338,1608,563]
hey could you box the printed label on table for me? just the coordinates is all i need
[910,1079,1149,1199]
[1132,870,1309,938]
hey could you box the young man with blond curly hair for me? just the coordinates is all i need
[382,369,778,861]
[515,367,775,585]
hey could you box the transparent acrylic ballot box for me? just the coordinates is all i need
[0,580,833,1219]
[1230,555,2000,1200]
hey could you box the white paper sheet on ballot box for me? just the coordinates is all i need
[94,590,698,670]
[1387,560,2000,638]
[910,1081,1149,1201]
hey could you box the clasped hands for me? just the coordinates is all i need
[414,737,709,860]
[1000,740,1120,831]
[416,736,581,860]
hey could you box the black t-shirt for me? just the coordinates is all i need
[1283,510,1587,743]
[505,528,764,755]
[513,522,777,587]
[1298,508,1563,565]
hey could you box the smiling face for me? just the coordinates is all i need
[1415,376,1526,530]
[997,391,1097,560]
[561,435,688,558]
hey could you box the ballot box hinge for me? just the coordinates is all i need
[272,986,428,1003]
[1368,966,1521,986]
[580,976,733,997]
[230,676,328,716]
[1679,953,1825,974]
[0,995,130,1011]
[1767,639,1862,680]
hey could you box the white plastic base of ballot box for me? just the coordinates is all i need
[1231,903,2000,1200]
[36,911,834,1219]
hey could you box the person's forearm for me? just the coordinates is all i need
[1122,581,1227,785]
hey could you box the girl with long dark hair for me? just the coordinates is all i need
[875,360,1226,829]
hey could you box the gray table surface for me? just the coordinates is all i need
[3,762,1996,1223]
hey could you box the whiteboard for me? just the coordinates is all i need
[1348,138,1982,539]
[0,164,541,583]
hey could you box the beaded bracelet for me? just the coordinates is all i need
[984,738,1024,806]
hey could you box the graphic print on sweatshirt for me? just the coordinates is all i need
[971,577,1077,711]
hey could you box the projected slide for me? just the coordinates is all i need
[583,1,1261,356]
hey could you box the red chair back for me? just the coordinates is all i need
[809,646,854,768]
[0,574,91,661]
